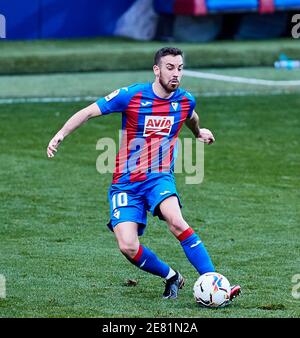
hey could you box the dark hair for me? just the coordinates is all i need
[154,47,184,66]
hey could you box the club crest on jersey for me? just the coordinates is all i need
[105,89,120,101]
[143,116,174,137]
[171,102,178,111]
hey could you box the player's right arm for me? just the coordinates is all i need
[47,86,135,158]
[47,102,102,158]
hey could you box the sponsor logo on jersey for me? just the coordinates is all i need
[141,101,152,107]
[105,89,120,101]
[143,116,174,137]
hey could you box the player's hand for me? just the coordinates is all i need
[197,128,215,145]
[47,131,64,158]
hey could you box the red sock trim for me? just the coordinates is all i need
[132,244,143,262]
[177,228,195,242]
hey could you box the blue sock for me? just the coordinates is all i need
[131,245,170,278]
[178,228,215,274]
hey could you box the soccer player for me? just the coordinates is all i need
[47,47,241,301]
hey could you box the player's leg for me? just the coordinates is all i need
[159,197,241,302]
[108,183,182,298]
[113,221,175,279]
[113,221,140,259]
[159,196,215,274]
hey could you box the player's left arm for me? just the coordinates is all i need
[185,110,215,145]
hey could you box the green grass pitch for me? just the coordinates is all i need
[0,70,299,318]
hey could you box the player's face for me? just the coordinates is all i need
[156,55,183,93]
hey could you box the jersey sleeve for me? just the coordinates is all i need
[186,92,196,119]
[96,87,131,115]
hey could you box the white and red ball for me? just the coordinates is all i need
[193,272,231,308]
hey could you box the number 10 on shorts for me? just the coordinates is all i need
[112,192,128,210]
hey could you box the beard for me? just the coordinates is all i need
[159,76,180,93]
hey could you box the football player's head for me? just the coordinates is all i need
[153,47,184,93]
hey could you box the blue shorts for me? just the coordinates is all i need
[107,174,182,236]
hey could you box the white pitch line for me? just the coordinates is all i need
[200,89,295,97]
[0,96,98,104]
[184,69,300,86]
[0,90,297,105]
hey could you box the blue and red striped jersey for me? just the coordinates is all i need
[96,83,196,184]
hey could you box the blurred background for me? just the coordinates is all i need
[1,0,300,76]
[1,0,300,41]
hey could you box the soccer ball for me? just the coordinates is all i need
[193,272,231,308]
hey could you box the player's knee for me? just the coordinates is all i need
[167,215,188,235]
[118,241,139,259]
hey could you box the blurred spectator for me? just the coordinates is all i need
[114,0,159,40]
